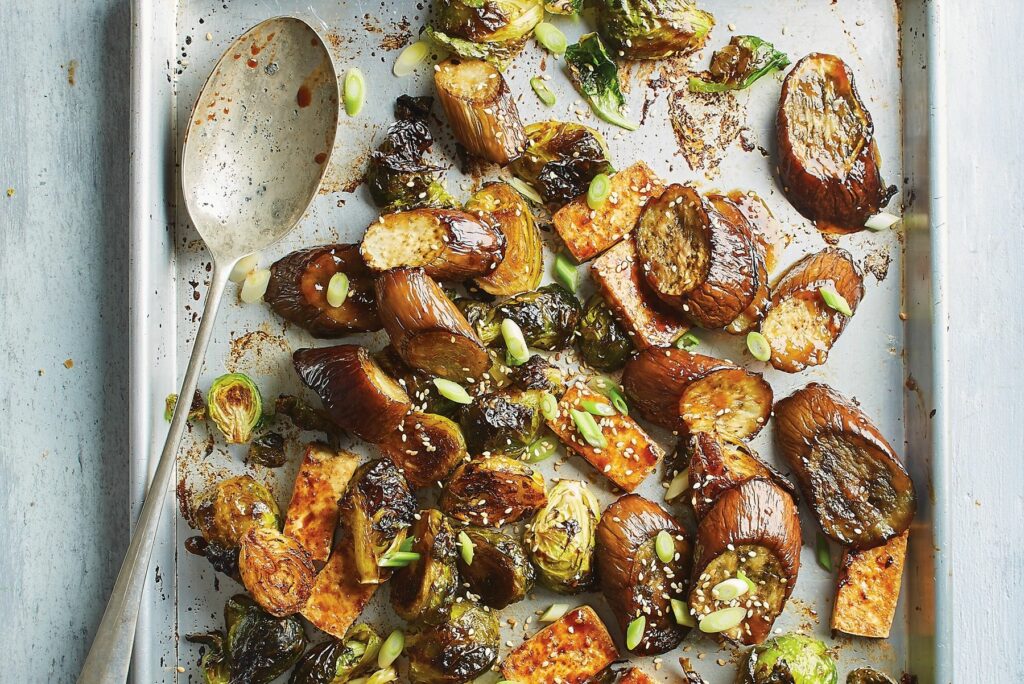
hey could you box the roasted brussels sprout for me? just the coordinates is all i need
[238,527,315,618]
[846,668,898,684]
[596,494,692,655]
[597,0,713,60]
[459,389,543,458]
[187,594,307,684]
[466,182,543,296]
[338,459,417,584]
[689,35,789,93]
[207,373,263,444]
[366,95,455,212]
[427,0,544,69]
[247,432,286,468]
[565,33,637,130]
[525,479,600,593]
[508,354,567,394]
[391,509,460,623]
[456,527,535,608]
[164,389,206,422]
[508,121,614,207]
[377,412,468,489]
[274,394,345,445]
[741,633,838,684]
[288,624,382,684]
[579,294,635,371]
[459,284,582,351]
[441,455,547,526]
[194,475,282,550]
[406,600,500,683]
[545,0,581,14]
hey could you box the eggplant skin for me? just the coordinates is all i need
[292,345,411,443]
[777,53,896,231]
[265,244,380,337]
[774,383,916,549]
[375,267,492,381]
[596,495,692,655]
[376,411,468,489]
[620,346,731,430]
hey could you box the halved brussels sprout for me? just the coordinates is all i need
[508,355,567,394]
[427,0,544,69]
[338,459,417,584]
[377,412,468,489]
[441,456,547,527]
[846,668,898,684]
[247,432,286,468]
[207,372,263,444]
[391,509,460,624]
[459,389,544,458]
[288,624,382,684]
[238,527,316,618]
[524,479,600,593]
[689,35,790,93]
[579,294,635,372]
[508,121,614,207]
[186,594,307,684]
[457,284,582,352]
[456,527,535,608]
[466,182,543,296]
[164,390,206,422]
[597,0,713,60]
[565,34,637,130]
[740,633,838,684]
[406,600,500,684]
[194,475,282,550]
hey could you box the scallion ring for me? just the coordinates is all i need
[526,436,558,464]
[625,615,646,650]
[816,531,832,572]
[587,173,611,210]
[378,630,405,668]
[530,76,556,106]
[539,392,559,421]
[344,68,365,116]
[393,40,429,77]
[458,530,475,566]
[674,331,700,350]
[539,603,570,622]
[819,286,853,316]
[534,22,567,56]
[655,530,675,564]
[665,467,690,501]
[698,606,746,633]
[554,252,578,293]
[737,568,757,594]
[229,253,260,284]
[746,331,772,362]
[580,398,615,417]
[501,318,531,366]
[670,598,696,627]
[711,577,749,601]
[326,272,350,307]
[432,378,473,405]
[240,268,272,304]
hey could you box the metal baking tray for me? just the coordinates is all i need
[128,0,951,681]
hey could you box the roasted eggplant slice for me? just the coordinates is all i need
[596,494,692,655]
[440,456,547,527]
[509,120,614,207]
[375,267,492,381]
[777,53,896,232]
[689,478,801,645]
[265,244,380,337]
[708,194,771,335]
[456,527,535,608]
[391,509,460,624]
[774,383,916,550]
[376,411,468,489]
[500,605,618,684]
[759,248,864,372]
[435,58,526,165]
[292,345,411,443]
[466,182,543,295]
[238,527,316,618]
[406,600,500,684]
[459,389,543,458]
[361,208,505,280]
[832,530,908,638]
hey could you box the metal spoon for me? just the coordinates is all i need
[78,17,339,683]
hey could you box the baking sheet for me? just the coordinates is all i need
[127,0,951,681]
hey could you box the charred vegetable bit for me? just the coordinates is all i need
[525,479,601,593]
[689,35,790,93]
[740,633,838,684]
[597,0,713,61]
[579,294,636,372]
[457,527,535,608]
[459,389,543,457]
[247,432,286,468]
[239,527,316,618]
[406,600,500,684]
[847,668,899,684]
[565,34,638,131]
[509,121,614,207]
[274,394,345,444]
[164,390,206,422]
[441,455,547,526]
[288,624,382,684]
[390,510,460,624]
[457,284,582,352]
[509,355,567,394]
[427,0,544,69]
[207,373,263,444]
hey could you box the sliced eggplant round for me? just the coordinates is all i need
[376,411,468,489]
[776,53,896,232]
[708,195,770,335]
[596,494,692,655]
[434,58,527,165]
[292,344,411,443]
[774,383,916,549]
[264,244,380,337]
[456,527,535,609]
[689,478,801,645]
[361,208,505,280]
[759,247,864,373]
[375,267,492,381]
[621,346,724,430]
[440,455,547,527]
[391,509,459,624]
[466,182,543,296]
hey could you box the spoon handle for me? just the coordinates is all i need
[78,265,232,684]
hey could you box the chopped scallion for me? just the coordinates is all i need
[534,22,567,56]
[625,616,646,650]
[344,68,365,116]
[326,272,350,307]
[570,408,606,448]
[554,252,578,293]
[746,331,772,362]
[819,286,853,316]
[655,530,675,563]
[587,173,611,210]
[432,378,473,405]
[530,76,556,106]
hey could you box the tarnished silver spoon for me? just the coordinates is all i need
[78,17,338,683]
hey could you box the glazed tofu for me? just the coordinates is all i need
[620,668,657,684]
[500,605,618,684]
[831,531,909,638]
[300,533,378,639]
[284,443,358,563]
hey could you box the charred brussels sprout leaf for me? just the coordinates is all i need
[274,394,345,445]
[509,121,614,207]
[742,633,838,684]
[525,480,601,593]
[207,373,263,444]
[187,594,307,684]
[846,669,898,684]
[288,624,382,684]
[391,510,460,624]
[194,475,282,550]
[509,355,567,394]
[565,34,638,131]
[579,294,635,371]
[247,432,286,468]
[459,284,582,351]
[407,601,500,683]
[165,390,206,422]
[441,456,547,526]
[428,0,544,68]
[597,0,714,61]
[459,390,544,458]
[689,35,790,93]
[456,527,535,608]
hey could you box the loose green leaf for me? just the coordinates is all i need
[509,176,544,204]
[565,33,638,131]
[688,35,790,93]
[530,76,556,106]
[819,286,853,316]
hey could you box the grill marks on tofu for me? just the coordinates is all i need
[831,530,908,638]
[500,605,618,684]
[283,444,359,563]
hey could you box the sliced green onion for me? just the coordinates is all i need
[625,615,646,650]
[458,530,475,566]
[588,377,628,415]
[816,531,832,572]
[344,68,365,116]
[580,398,615,417]
[240,268,272,303]
[737,568,757,594]
[819,286,853,316]
[378,630,405,668]
[526,436,559,463]
[393,40,429,77]
[399,537,415,553]
[665,467,690,501]
[865,211,901,231]
[746,331,772,362]
[539,392,559,421]
[229,253,260,284]
[501,318,531,366]
[534,22,567,56]
[509,177,543,204]
[366,669,398,684]
[711,577,750,601]
[378,551,421,568]
[587,173,611,210]
[655,530,675,563]
[671,598,697,627]
[539,603,570,622]
[674,331,700,350]
[570,408,606,448]
[554,252,578,293]
[326,272,350,307]
[530,76,556,106]
[698,606,747,633]
[432,378,473,405]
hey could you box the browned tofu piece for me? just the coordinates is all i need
[591,237,690,349]
[831,530,909,638]
[553,162,664,262]
[300,533,378,639]
[501,605,618,684]
[283,443,358,563]
[546,383,664,492]
[620,668,657,684]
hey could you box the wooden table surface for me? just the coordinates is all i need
[0,1,1020,681]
